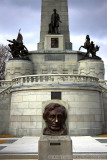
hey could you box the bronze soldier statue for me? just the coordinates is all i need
[48,9,62,34]
[87,41,100,57]
[7,39,20,58]
[7,29,28,59]
[17,28,23,43]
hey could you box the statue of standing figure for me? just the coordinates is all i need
[79,35,100,58]
[48,9,62,34]
[7,29,28,59]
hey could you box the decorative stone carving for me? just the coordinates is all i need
[11,74,99,87]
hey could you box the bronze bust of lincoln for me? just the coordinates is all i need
[43,103,67,135]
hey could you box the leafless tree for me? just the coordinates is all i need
[0,44,12,80]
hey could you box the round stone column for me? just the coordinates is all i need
[78,59,105,80]
[5,59,33,80]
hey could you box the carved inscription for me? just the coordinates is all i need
[45,55,65,61]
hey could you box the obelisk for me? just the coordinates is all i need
[38,0,72,50]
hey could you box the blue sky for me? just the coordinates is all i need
[0,0,107,79]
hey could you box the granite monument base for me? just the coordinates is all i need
[44,35,65,51]
[38,135,73,160]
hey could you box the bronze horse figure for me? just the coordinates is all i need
[79,35,100,58]
[79,35,90,51]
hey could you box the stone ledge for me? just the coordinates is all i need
[0,153,106,159]
[10,84,101,92]
[29,50,84,54]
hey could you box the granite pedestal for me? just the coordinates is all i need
[44,35,65,51]
[38,135,73,160]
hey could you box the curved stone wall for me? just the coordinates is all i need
[9,81,103,136]
[79,59,105,80]
[9,90,51,136]
[5,60,33,80]
[63,90,103,135]
[103,92,107,133]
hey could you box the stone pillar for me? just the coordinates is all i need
[78,59,105,80]
[5,60,33,80]
[38,0,72,50]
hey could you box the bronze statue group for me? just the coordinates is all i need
[79,35,100,58]
[7,29,28,59]
[7,10,100,60]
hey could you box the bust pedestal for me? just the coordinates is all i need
[38,135,73,160]
[44,35,65,51]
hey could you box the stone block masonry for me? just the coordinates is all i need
[103,92,107,133]
[0,92,10,134]
[9,91,51,136]
[79,59,105,80]
[44,35,65,51]
[38,136,73,160]
[5,60,33,80]
[62,90,103,135]
[9,87,103,136]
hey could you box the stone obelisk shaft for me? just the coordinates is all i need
[38,0,72,50]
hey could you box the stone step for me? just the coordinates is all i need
[74,154,107,159]
[0,154,107,159]
[0,154,37,159]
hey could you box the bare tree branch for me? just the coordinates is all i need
[0,44,12,80]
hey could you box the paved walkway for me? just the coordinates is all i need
[0,136,107,159]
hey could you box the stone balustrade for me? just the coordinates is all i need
[1,75,105,89]
[11,74,99,87]
[0,80,12,88]
[99,80,107,84]
[99,80,107,87]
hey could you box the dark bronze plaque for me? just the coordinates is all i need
[51,38,58,48]
[50,143,61,145]
[51,92,61,100]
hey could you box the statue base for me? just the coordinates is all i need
[38,135,73,160]
[81,55,101,60]
[44,34,65,51]
[9,56,30,61]
[5,59,33,80]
